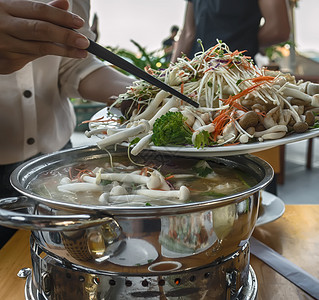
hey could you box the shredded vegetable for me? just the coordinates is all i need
[87,41,319,154]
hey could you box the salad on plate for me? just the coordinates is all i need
[85,41,319,155]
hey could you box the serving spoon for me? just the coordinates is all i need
[86,39,199,108]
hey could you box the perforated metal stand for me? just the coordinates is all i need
[20,237,257,300]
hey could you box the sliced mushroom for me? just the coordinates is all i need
[239,134,249,144]
[255,123,266,132]
[293,122,309,133]
[246,127,256,136]
[278,109,292,126]
[136,185,190,201]
[106,194,151,205]
[131,133,153,156]
[281,87,319,107]
[57,183,103,193]
[97,120,150,149]
[60,177,72,184]
[306,82,319,96]
[100,172,149,185]
[149,96,180,127]
[263,106,280,129]
[292,105,304,116]
[132,90,170,121]
[305,111,315,126]
[200,112,211,124]
[181,108,196,127]
[110,185,128,196]
[290,98,311,107]
[254,125,288,138]
[260,131,287,140]
[146,170,170,191]
[222,122,238,142]
[191,123,215,145]
[238,111,259,130]
[252,103,267,112]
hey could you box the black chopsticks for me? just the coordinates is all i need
[86,39,199,108]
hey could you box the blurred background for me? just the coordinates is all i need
[69,0,319,205]
[90,0,186,53]
[89,0,319,76]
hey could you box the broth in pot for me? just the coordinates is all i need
[28,154,258,207]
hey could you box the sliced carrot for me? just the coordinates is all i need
[212,112,231,140]
[81,116,103,123]
[144,66,154,75]
[241,75,275,84]
[224,142,240,146]
[251,75,275,83]
[230,50,247,57]
[204,44,219,61]
[184,121,195,132]
[81,118,120,124]
[226,82,265,105]
[180,82,184,94]
[68,168,73,180]
[140,167,149,176]
[256,111,266,117]
[221,60,233,67]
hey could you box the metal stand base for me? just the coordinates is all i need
[24,265,257,300]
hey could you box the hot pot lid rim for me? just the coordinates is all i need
[9,145,273,215]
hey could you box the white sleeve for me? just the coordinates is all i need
[58,0,105,99]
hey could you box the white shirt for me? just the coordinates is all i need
[0,0,103,164]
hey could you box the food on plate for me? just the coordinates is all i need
[86,41,319,154]
[28,154,257,207]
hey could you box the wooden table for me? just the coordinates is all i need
[0,205,318,300]
[252,205,319,299]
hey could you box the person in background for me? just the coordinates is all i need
[162,25,179,61]
[0,0,133,247]
[171,0,291,196]
[171,0,290,62]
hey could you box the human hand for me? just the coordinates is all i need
[0,0,90,74]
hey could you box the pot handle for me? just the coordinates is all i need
[0,196,116,231]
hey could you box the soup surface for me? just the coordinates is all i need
[28,154,257,207]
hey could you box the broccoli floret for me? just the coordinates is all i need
[152,111,192,146]
[193,130,216,149]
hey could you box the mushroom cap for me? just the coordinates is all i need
[239,111,259,130]
[179,186,190,201]
[110,185,128,196]
[293,121,309,133]
[305,111,315,126]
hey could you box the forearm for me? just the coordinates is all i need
[258,0,290,48]
[258,22,290,48]
[78,66,134,105]
[171,2,196,62]
[171,29,195,63]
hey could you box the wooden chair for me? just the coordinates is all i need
[253,146,284,182]
[306,138,317,169]
[252,146,285,195]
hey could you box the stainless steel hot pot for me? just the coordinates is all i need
[0,145,273,300]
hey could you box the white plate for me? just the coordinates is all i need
[89,107,121,129]
[90,107,319,157]
[256,191,285,226]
